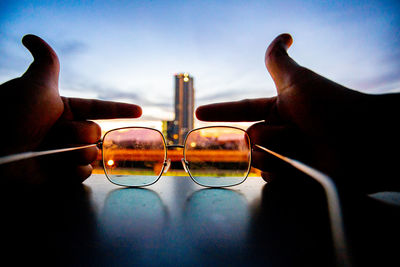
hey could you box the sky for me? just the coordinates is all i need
[1,0,399,123]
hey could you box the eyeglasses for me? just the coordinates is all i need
[101,126,251,187]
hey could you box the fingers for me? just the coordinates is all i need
[261,171,278,183]
[265,33,301,92]
[248,122,308,174]
[64,164,93,183]
[252,150,289,174]
[247,122,300,152]
[21,34,60,85]
[196,34,301,123]
[60,146,99,165]
[47,120,102,145]
[41,146,97,185]
[75,164,94,182]
[196,97,277,122]
[62,97,142,120]
[249,123,293,174]
[42,120,101,168]
[45,161,94,185]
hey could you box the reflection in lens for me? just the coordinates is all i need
[184,127,251,187]
[102,128,166,186]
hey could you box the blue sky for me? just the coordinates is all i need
[1,0,399,121]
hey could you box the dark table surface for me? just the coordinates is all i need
[3,173,400,266]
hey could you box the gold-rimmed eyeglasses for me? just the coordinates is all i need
[100,126,251,187]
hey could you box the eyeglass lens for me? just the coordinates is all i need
[184,127,251,187]
[102,128,166,186]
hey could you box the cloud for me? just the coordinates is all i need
[0,34,30,77]
[60,77,174,111]
[61,81,141,103]
[196,87,274,105]
[0,53,26,79]
[58,40,88,56]
[356,71,400,94]
[354,49,400,93]
[61,81,176,121]
[97,89,141,102]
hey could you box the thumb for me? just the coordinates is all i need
[21,34,60,86]
[265,33,301,92]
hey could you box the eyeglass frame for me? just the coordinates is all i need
[99,125,253,188]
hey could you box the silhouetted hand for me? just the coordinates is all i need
[0,34,142,186]
[196,34,399,193]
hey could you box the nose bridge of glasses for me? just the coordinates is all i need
[163,158,171,173]
[162,144,186,174]
[181,158,189,173]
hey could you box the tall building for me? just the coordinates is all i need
[167,73,194,144]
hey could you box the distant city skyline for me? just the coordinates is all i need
[1,0,399,121]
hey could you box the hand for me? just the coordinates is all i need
[0,35,142,186]
[196,34,400,193]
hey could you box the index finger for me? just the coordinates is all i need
[195,97,277,122]
[62,97,142,120]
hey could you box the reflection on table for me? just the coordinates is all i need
[2,173,400,266]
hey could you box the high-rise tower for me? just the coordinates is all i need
[170,73,194,144]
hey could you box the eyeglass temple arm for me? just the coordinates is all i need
[254,144,352,267]
[0,143,99,165]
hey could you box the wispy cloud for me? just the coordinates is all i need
[354,49,400,93]
[60,76,174,110]
[196,86,274,105]
[58,40,88,56]
[356,72,400,93]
